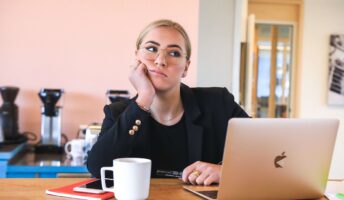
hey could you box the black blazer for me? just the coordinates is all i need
[87,84,249,178]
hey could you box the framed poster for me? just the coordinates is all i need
[328,34,344,105]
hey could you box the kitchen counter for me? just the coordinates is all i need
[1,143,89,178]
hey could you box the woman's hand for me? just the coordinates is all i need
[182,161,221,186]
[129,59,155,109]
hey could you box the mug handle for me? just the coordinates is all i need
[101,167,114,192]
[64,141,72,156]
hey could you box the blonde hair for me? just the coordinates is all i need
[136,19,191,60]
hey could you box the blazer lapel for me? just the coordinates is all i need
[180,84,203,164]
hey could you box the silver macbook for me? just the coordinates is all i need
[184,118,339,199]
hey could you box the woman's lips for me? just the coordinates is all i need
[148,69,168,77]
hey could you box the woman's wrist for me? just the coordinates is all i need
[136,92,154,112]
[136,100,151,113]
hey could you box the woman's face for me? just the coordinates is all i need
[137,26,190,92]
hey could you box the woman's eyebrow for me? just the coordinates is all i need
[144,41,183,50]
[144,41,160,46]
[167,44,182,50]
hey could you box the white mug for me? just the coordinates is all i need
[84,125,100,153]
[64,155,84,166]
[101,158,151,200]
[64,139,85,159]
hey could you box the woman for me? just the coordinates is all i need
[87,19,249,186]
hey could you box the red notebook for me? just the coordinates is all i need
[46,178,114,200]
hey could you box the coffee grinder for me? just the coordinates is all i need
[0,86,26,144]
[106,90,130,104]
[36,88,64,153]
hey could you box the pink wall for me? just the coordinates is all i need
[0,0,199,142]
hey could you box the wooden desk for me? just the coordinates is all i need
[0,178,200,200]
[0,178,343,199]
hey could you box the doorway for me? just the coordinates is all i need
[244,0,303,118]
[254,24,293,118]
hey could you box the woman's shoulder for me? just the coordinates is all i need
[190,87,234,100]
[191,86,230,94]
[180,85,235,107]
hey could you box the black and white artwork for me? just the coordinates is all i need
[328,34,344,105]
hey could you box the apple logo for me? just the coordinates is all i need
[274,152,287,168]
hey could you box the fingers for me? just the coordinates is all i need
[204,173,220,186]
[194,169,209,185]
[129,59,146,80]
[128,58,155,105]
[199,167,220,186]
[136,62,146,73]
[187,171,199,185]
[182,161,201,182]
[189,169,208,185]
[130,59,143,71]
[182,161,221,186]
[129,58,139,70]
[183,161,207,184]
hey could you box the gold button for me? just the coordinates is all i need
[129,130,135,135]
[135,120,141,126]
[133,125,139,131]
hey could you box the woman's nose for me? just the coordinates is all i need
[154,51,167,67]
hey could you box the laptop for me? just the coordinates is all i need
[184,118,339,199]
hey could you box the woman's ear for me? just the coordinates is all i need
[182,60,191,78]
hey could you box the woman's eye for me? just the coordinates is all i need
[169,50,181,57]
[145,46,158,53]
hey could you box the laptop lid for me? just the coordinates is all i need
[216,118,339,199]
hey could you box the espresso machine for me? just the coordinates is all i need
[106,90,130,104]
[0,86,26,144]
[36,89,64,153]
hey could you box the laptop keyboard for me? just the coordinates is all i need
[198,190,218,199]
